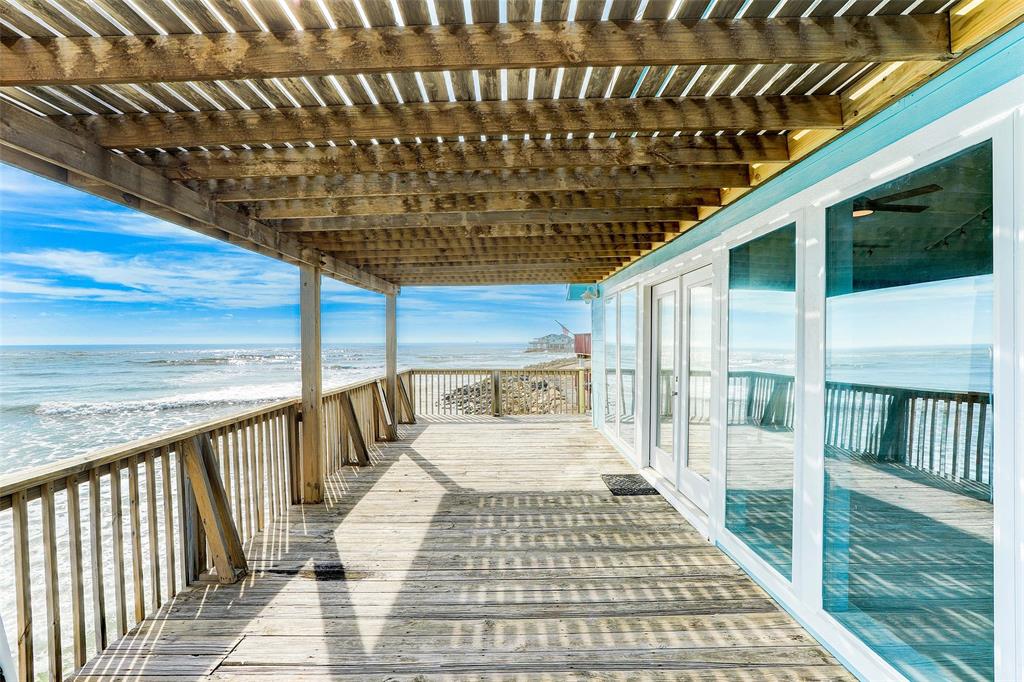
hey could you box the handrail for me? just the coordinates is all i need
[0,369,414,682]
[409,367,591,417]
[0,375,391,502]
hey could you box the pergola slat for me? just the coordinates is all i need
[276,207,696,231]
[148,137,788,177]
[246,189,720,219]
[0,16,951,87]
[293,222,684,240]
[65,96,842,149]
[204,166,750,201]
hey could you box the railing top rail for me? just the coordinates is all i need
[410,367,584,373]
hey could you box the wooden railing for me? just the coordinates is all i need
[0,370,413,682]
[409,368,591,417]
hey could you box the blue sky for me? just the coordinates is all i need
[0,164,591,346]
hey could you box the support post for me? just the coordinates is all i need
[300,264,323,504]
[384,293,400,440]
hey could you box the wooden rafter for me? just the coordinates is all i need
[294,222,684,240]
[0,15,952,87]
[245,189,720,219]
[63,96,842,149]
[146,137,789,178]
[276,207,696,231]
[203,166,751,201]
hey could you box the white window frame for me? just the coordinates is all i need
[602,74,1023,682]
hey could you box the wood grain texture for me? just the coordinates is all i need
[64,97,841,149]
[276,207,696,231]
[204,167,750,201]
[70,419,851,681]
[247,188,720,219]
[148,138,789,178]
[2,15,951,86]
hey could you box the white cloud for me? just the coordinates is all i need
[2,248,303,308]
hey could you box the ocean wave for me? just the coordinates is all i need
[35,383,299,416]
[140,353,295,366]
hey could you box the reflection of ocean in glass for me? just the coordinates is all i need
[822,141,993,682]
[618,289,638,445]
[604,297,617,427]
[725,223,796,579]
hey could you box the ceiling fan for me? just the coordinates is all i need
[852,183,944,218]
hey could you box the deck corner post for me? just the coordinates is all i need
[384,292,400,439]
[300,263,324,504]
[492,370,503,417]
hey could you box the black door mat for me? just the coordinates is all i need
[601,474,660,496]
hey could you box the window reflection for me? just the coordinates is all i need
[655,293,676,451]
[725,224,797,578]
[619,288,638,445]
[823,142,993,681]
[604,296,617,428]
[686,282,713,479]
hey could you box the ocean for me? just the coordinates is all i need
[0,343,575,476]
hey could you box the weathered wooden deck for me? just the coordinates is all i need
[75,417,851,680]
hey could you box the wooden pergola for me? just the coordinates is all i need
[1,0,1014,291]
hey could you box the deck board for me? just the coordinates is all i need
[74,417,852,681]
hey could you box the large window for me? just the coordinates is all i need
[603,288,638,447]
[618,288,638,444]
[603,296,617,427]
[823,142,994,681]
[725,224,797,578]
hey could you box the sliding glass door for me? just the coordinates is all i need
[678,267,713,510]
[725,223,798,579]
[650,280,678,483]
[822,141,994,681]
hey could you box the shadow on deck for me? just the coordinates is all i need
[74,417,851,680]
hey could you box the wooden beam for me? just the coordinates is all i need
[277,207,696,231]
[0,15,951,87]
[145,137,790,178]
[66,96,842,149]
[299,264,323,504]
[395,275,603,285]
[346,255,627,267]
[247,189,720,219]
[298,222,681,241]
[0,102,397,295]
[204,166,751,201]
[384,294,398,442]
[308,232,670,249]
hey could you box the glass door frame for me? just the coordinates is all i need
[677,266,714,512]
[648,278,679,485]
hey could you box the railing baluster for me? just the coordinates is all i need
[162,448,177,596]
[66,474,87,668]
[128,455,145,624]
[12,489,32,682]
[40,482,62,680]
[109,460,128,636]
[145,452,161,610]
[88,468,108,652]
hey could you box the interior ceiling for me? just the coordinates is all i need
[0,0,998,289]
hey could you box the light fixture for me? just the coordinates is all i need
[852,208,874,218]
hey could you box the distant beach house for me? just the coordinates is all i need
[526,333,573,353]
